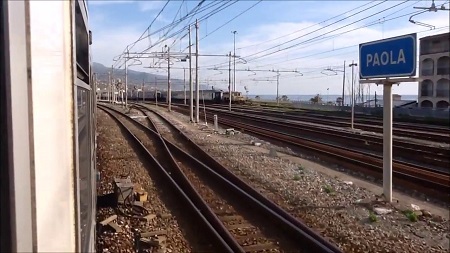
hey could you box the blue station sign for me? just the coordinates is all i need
[359,33,417,79]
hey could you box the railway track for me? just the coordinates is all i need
[98,103,342,253]
[147,102,449,173]
[232,103,450,130]
[203,103,450,143]
[151,103,449,200]
[192,106,450,171]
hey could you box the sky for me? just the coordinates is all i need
[88,0,450,96]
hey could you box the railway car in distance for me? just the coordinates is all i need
[1,0,96,252]
[223,91,246,104]
[159,89,225,104]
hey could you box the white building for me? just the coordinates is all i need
[418,32,450,109]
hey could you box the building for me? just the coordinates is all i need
[358,94,417,108]
[418,32,450,109]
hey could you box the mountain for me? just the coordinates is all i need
[92,62,190,91]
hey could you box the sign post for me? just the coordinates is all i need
[359,33,418,202]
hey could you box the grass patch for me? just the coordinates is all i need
[323,185,333,193]
[293,175,301,181]
[368,212,378,222]
[403,210,418,222]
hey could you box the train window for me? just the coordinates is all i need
[77,87,92,251]
[0,2,12,251]
[75,1,89,83]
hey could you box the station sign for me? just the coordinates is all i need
[359,33,417,79]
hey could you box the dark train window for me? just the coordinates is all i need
[77,87,91,251]
[0,1,12,251]
[75,1,89,83]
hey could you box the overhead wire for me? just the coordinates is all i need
[198,0,409,70]
[237,0,378,50]
[113,1,446,85]
[255,25,450,77]
[198,0,390,69]
[201,23,449,85]
[127,0,170,52]
[244,0,411,62]
[114,0,213,66]
[115,1,239,69]
[199,0,262,41]
[248,1,423,67]
[251,9,429,68]
[129,1,239,58]
[169,23,449,82]
[138,1,234,51]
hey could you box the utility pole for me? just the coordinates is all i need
[228,52,232,112]
[108,71,111,103]
[183,68,186,105]
[349,61,358,129]
[188,25,193,122]
[155,76,158,107]
[342,60,346,107]
[195,19,200,123]
[111,65,114,103]
[327,88,329,104]
[374,91,377,107]
[276,70,280,105]
[232,31,237,92]
[119,81,122,104]
[167,45,171,112]
[142,79,145,102]
[125,47,129,108]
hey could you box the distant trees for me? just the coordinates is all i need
[255,95,260,100]
[281,95,289,101]
[309,94,322,104]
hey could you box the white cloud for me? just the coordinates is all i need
[88,0,134,6]
[92,26,148,69]
[193,12,449,96]
[91,2,449,96]
[138,1,167,12]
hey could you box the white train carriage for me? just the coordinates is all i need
[1,0,96,252]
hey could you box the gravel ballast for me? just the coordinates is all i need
[96,109,196,253]
[148,104,449,253]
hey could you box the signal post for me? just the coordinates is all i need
[359,33,419,202]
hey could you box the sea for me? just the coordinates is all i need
[246,94,418,104]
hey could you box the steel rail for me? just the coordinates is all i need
[160,102,449,171]
[161,104,449,195]
[192,103,450,143]
[97,106,235,252]
[135,103,344,253]
[198,107,450,171]
[226,103,450,132]
[207,103,450,141]
[109,103,342,253]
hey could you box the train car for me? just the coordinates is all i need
[159,89,224,104]
[1,0,96,252]
[223,91,246,104]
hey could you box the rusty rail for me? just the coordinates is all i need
[159,103,449,196]
[100,104,343,253]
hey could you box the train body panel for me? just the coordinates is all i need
[1,0,96,252]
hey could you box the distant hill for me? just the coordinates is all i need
[93,62,191,91]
